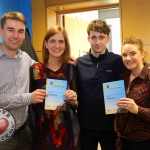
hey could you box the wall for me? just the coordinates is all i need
[0,0,32,42]
[98,8,120,54]
[31,0,46,60]
[120,0,150,63]
[98,8,119,20]
[64,15,90,58]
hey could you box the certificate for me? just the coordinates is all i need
[103,80,126,114]
[45,79,67,110]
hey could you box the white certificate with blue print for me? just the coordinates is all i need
[103,80,126,114]
[45,79,67,110]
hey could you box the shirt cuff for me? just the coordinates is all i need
[21,93,32,105]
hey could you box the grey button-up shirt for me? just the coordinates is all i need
[0,48,35,129]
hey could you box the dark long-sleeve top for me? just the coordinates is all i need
[76,49,125,130]
[115,64,150,142]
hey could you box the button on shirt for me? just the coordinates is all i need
[0,48,35,129]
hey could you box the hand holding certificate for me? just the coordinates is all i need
[45,79,67,110]
[103,80,126,114]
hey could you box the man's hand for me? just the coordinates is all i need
[68,56,77,66]
[31,89,48,104]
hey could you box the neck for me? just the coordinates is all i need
[130,64,144,78]
[91,48,106,58]
[47,57,62,71]
[0,44,17,58]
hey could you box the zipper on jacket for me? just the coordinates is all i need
[97,63,98,68]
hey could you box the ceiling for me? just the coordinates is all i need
[46,0,119,14]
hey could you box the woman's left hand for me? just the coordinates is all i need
[117,98,138,114]
[64,89,77,106]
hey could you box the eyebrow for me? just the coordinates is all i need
[122,51,136,54]
[7,27,25,32]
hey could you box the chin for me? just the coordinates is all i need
[126,66,135,71]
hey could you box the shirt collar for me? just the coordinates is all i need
[124,63,149,80]
[139,63,149,79]
[0,47,22,58]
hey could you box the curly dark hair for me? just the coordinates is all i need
[87,19,111,35]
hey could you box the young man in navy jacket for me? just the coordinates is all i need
[76,19,125,150]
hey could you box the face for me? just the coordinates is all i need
[0,19,25,52]
[88,30,110,57]
[121,44,145,71]
[45,32,65,59]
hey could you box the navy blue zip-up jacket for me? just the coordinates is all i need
[76,49,126,131]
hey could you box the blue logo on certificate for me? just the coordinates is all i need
[45,79,67,110]
[103,80,126,114]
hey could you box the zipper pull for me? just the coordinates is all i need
[97,63,98,68]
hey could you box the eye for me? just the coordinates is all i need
[18,30,24,34]
[99,36,105,40]
[131,52,136,56]
[49,40,55,43]
[91,36,96,40]
[59,40,65,44]
[122,53,127,57]
[8,29,14,32]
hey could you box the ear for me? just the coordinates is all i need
[87,36,91,43]
[141,51,145,59]
[23,33,25,40]
[106,35,110,43]
[44,40,48,49]
[0,28,3,36]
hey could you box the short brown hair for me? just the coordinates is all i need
[42,25,71,66]
[122,36,147,62]
[87,19,111,35]
[0,11,27,28]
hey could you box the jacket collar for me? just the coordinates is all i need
[89,48,108,60]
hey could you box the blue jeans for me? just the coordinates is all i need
[0,124,31,150]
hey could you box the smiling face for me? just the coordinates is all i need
[121,44,145,71]
[45,32,65,59]
[88,30,110,57]
[0,19,25,52]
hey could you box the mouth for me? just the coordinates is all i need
[126,61,133,66]
[52,49,61,53]
[10,40,19,44]
[95,46,101,49]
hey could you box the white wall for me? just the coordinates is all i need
[66,11,98,22]
[106,18,121,55]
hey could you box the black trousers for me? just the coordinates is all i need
[0,123,31,150]
[80,128,116,150]
[123,138,150,150]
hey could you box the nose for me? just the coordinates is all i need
[54,41,60,47]
[126,55,131,60]
[13,31,18,38]
[95,38,101,44]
